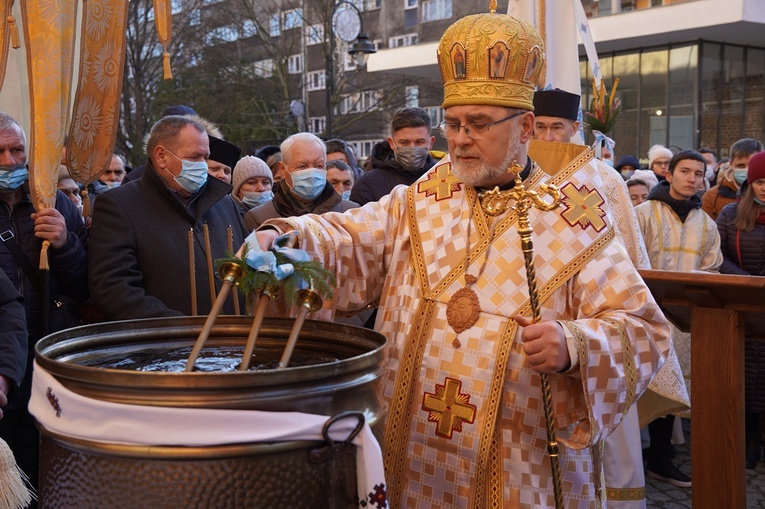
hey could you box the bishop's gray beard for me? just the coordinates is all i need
[450,141,523,188]
[449,121,524,188]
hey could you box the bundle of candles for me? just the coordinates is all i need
[185,230,336,372]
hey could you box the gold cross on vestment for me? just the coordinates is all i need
[560,182,607,232]
[422,377,476,439]
[417,164,462,201]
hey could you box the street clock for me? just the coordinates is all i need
[333,7,361,43]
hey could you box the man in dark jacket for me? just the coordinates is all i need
[89,115,248,319]
[243,133,357,230]
[350,107,437,206]
[0,269,26,421]
[0,112,88,500]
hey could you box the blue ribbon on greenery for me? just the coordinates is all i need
[244,230,310,281]
[592,130,615,159]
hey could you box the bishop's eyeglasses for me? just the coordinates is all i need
[438,111,523,140]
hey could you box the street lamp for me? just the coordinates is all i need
[326,1,376,139]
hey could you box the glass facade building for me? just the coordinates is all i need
[580,42,765,162]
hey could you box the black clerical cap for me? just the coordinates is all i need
[532,89,580,121]
[208,136,241,169]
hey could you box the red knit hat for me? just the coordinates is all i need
[748,151,765,184]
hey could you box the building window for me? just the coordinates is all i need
[422,0,452,22]
[252,59,274,78]
[343,51,358,72]
[305,24,324,46]
[282,8,303,30]
[349,139,384,159]
[339,90,383,114]
[405,0,417,8]
[269,13,280,37]
[205,25,239,45]
[308,116,326,134]
[288,54,304,74]
[351,0,381,12]
[405,86,419,107]
[424,106,444,128]
[389,33,418,48]
[306,70,326,91]
[242,19,257,38]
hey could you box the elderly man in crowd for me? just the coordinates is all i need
[0,112,88,500]
[243,132,356,230]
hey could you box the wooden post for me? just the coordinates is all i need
[690,306,745,509]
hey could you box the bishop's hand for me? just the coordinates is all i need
[514,315,571,374]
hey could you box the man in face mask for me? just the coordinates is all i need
[88,115,248,320]
[349,107,437,206]
[0,112,88,499]
[702,138,764,221]
[243,132,357,230]
[100,153,127,190]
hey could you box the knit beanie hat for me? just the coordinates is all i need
[232,156,272,197]
[648,145,673,169]
[630,169,659,191]
[747,151,765,185]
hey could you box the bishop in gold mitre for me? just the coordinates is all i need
[248,2,671,507]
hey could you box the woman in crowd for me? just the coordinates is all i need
[715,150,765,469]
[231,155,274,216]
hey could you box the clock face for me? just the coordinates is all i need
[333,7,361,43]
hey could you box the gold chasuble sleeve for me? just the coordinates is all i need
[261,158,671,509]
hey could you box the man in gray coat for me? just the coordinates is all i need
[88,116,247,319]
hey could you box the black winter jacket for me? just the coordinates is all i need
[349,142,437,206]
[0,269,26,399]
[0,187,88,402]
[716,201,765,412]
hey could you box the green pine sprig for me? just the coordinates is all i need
[215,248,336,306]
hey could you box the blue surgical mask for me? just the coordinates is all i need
[289,168,326,200]
[755,197,765,206]
[341,189,351,200]
[242,190,273,208]
[0,163,28,190]
[164,148,208,193]
[103,181,121,190]
[734,169,748,185]
[602,158,614,167]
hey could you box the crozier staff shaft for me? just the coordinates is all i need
[501,176,564,509]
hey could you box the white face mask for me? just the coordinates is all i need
[103,181,121,190]
[705,165,716,181]
[241,190,274,208]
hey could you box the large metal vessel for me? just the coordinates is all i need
[34,316,387,509]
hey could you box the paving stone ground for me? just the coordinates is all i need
[645,419,765,508]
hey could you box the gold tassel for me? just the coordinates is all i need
[0,437,33,509]
[162,50,172,80]
[80,188,90,219]
[39,240,49,270]
[7,15,19,49]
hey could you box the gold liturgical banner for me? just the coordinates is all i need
[20,0,77,211]
[66,0,129,190]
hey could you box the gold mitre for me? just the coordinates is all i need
[437,1,545,110]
